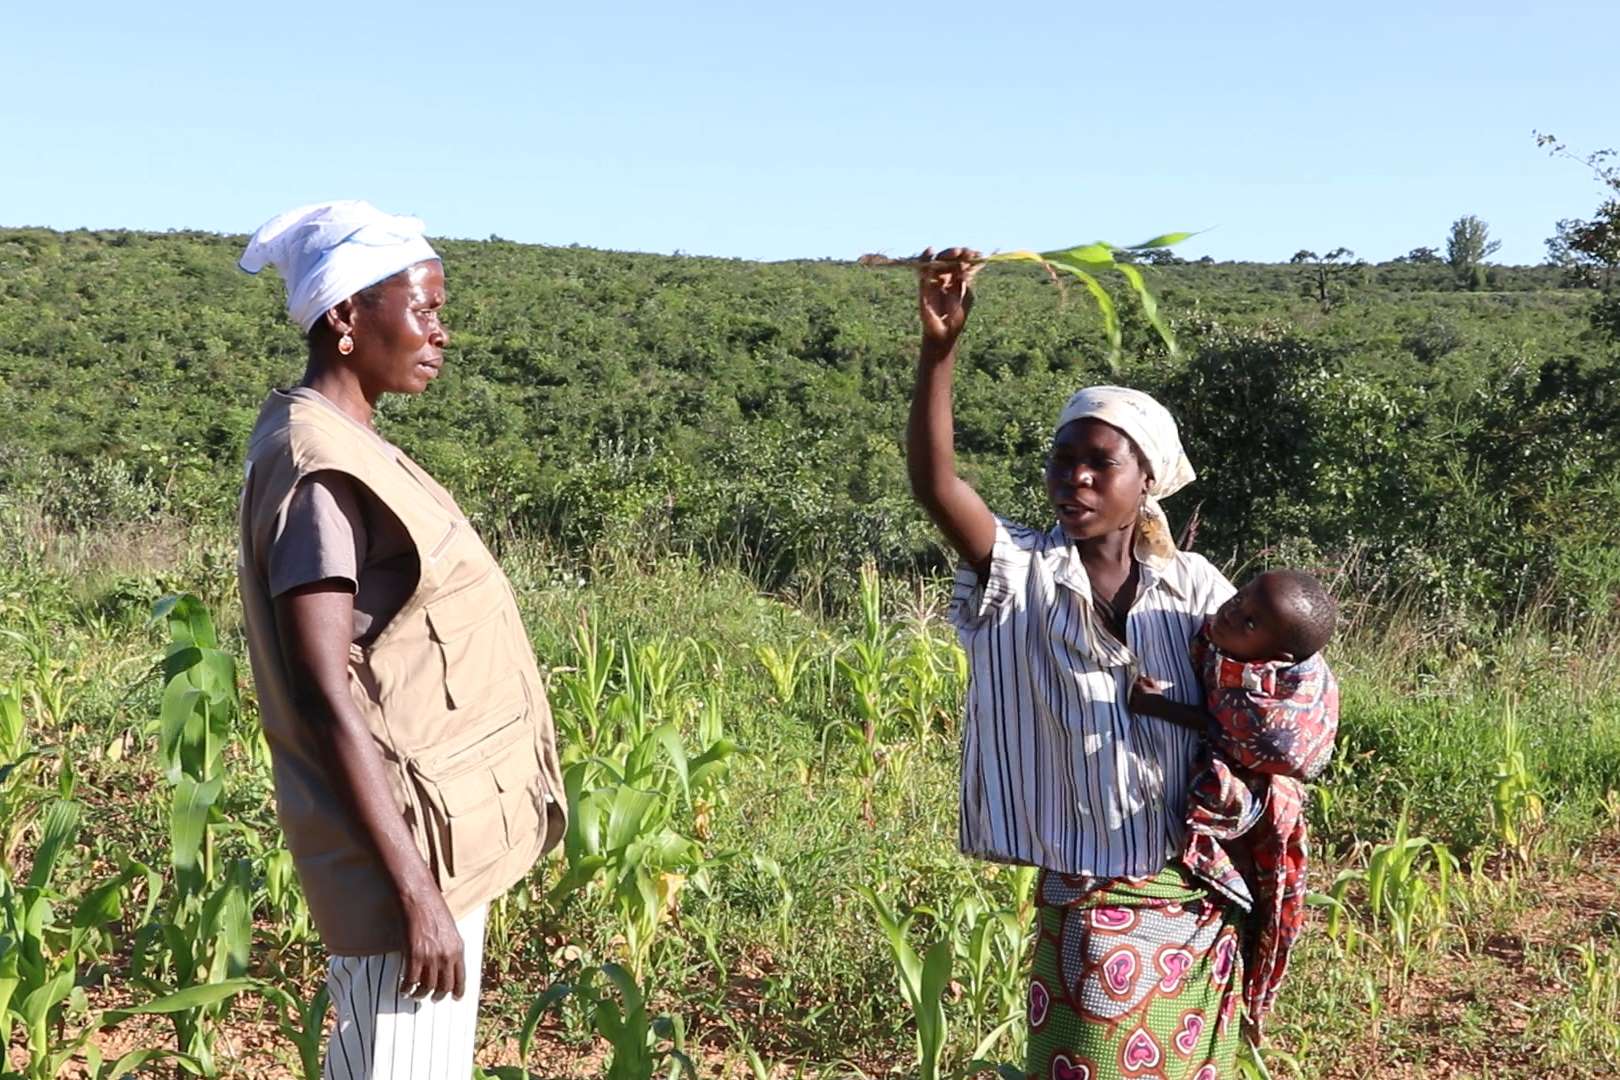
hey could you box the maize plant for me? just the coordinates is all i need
[859,885,954,1080]
[551,763,705,981]
[860,233,1193,369]
[1328,806,1459,990]
[1489,702,1544,871]
[755,639,812,709]
[529,964,695,1080]
[129,594,260,1076]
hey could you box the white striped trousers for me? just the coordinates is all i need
[323,905,487,1080]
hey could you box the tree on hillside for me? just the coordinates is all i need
[1447,216,1500,290]
[1396,246,1443,264]
[1290,247,1362,310]
[1538,133,1620,290]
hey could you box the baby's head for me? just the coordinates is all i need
[1208,569,1337,664]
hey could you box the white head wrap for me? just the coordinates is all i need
[1053,385,1195,564]
[239,201,439,333]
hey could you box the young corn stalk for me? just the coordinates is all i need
[832,564,900,819]
[755,639,811,709]
[550,763,706,981]
[1552,940,1620,1069]
[1328,806,1459,995]
[1489,700,1544,872]
[129,594,260,1076]
[859,886,953,1080]
[922,866,1036,1063]
[860,233,1193,370]
[522,964,695,1080]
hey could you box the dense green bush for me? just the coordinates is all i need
[1,227,1613,625]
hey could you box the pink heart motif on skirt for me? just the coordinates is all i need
[1029,977,1051,1029]
[1156,946,1194,994]
[1212,934,1237,985]
[1101,947,1138,997]
[1120,1027,1162,1073]
[1049,1053,1094,1080]
[1193,1066,1219,1080]
[1174,1010,1206,1056]
[1090,906,1136,932]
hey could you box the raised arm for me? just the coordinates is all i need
[906,247,996,577]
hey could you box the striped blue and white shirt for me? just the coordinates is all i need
[950,517,1236,879]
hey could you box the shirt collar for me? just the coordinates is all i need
[1044,523,1188,602]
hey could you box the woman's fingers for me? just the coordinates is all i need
[401,947,422,997]
[451,953,467,1001]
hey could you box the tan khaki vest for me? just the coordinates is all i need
[237,391,566,955]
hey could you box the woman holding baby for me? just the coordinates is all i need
[907,249,1338,1079]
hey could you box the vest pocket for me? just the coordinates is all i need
[407,706,541,882]
[424,575,515,709]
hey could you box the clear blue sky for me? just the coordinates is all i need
[4,2,1616,265]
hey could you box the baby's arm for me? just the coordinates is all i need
[1129,675,1213,734]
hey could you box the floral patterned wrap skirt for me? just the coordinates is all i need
[1026,864,1244,1080]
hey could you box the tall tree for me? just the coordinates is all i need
[1290,247,1361,309]
[1446,216,1501,289]
[1538,133,1620,290]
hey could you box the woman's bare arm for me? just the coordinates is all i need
[905,247,996,577]
[274,583,466,1001]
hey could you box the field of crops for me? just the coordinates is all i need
[2,508,1618,1079]
[3,229,1620,1078]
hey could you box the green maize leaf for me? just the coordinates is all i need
[159,682,205,782]
[0,943,19,1026]
[20,970,73,1028]
[0,750,41,788]
[550,853,609,899]
[1115,262,1179,355]
[601,962,644,1013]
[606,787,660,851]
[1038,241,1118,265]
[1127,231,1197,249]
[170,775,223,872]
[1047,262,1122,367]
[651,724,691,806]
[103,1048,206,1079]
[27,799,81,890]
[968,1015,1022,1064]
[188,648,237,706]
[642,827,698,869]
[105,977,257,1021]
[521,982,573,1060]
[199,862,253,978]
[916,937,952,1080]
[153,594,219,652]
[72,874,126,929]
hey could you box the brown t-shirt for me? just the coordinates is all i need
[266,389,418,644]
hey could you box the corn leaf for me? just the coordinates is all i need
[1128,231,1198,249]
[27,798,82,890]
[1114,262,1179,355]
[1049,261,1123,368]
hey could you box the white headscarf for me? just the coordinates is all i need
[1054,385,1195,564]
[239,201,439,332]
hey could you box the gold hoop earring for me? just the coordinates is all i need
[337,333,354,356]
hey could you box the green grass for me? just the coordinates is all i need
[3,514,1619,1078]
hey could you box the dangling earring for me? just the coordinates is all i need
[337,332,355,356]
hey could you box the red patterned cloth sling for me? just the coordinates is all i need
[1181,623,1339,1033]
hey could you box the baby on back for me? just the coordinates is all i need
[1131,569,1341,1038]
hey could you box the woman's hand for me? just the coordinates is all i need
[400,886,466,1001]
[918,247,981,358]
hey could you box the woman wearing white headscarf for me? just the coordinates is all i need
[906,249,1245,1078]
[236,202,565,1079]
